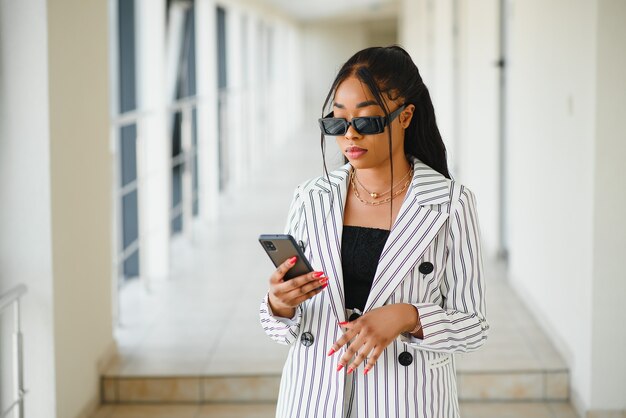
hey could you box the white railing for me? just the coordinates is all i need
[0,284,27,418]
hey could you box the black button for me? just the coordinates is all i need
[300,332,314,347]
[398,351,413,366]
[418,262,434,275]
[348,312,361,322]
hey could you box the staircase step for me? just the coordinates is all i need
[101,368,568,404]
[91,401,578,418]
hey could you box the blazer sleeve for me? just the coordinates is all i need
[400,185,489,353]
[259,185,306,346]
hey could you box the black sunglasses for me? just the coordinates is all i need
[318,104,407,136]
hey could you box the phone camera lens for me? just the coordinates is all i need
[263,241,276,251]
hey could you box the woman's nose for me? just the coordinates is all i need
[344,124,362,141]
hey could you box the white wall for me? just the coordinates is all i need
[590,0,626,411]
[301,22,370,129]
[505,0,597,410]
[400,0,500,258]
[301,19,401,168]
[0,1,57,416]
[456,0,499,257]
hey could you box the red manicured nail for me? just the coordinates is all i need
[288,256,297,264]
[364,368,370,375]
[313,271,324,278]
[338,321,349,326]
[327,348,336,356]
[337,364,344,372]
[321,283,328,289]
[347,367,354,374]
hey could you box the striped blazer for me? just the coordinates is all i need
[260,159,489,418]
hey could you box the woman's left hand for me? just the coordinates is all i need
[328,303,419,374]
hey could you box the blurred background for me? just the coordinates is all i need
[1,0,625,417]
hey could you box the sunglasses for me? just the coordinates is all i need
[318,104,407,136]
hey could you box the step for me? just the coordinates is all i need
[101,367,568,404]
[91,401,579,418]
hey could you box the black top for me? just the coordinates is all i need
[341,225,391,312]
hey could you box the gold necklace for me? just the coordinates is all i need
[350,169,413,206]
[353,166,413,199]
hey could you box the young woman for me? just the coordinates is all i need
[260,45,488,418]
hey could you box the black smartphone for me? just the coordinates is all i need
[259,234,313,280]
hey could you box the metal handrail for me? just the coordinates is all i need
[0,284,26,312]
[0,284,27,418]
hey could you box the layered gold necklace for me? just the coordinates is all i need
[350,165,413,206]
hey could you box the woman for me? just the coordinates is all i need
[260,45,488,418]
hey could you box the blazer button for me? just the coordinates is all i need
[300,332,314,347]
[398,351,413,366]
[418,262,434,274]
[348,312,361,322]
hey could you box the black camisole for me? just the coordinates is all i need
[341,225,391,312]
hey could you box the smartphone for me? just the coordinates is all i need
[259,234,313,280]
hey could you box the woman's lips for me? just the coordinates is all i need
[346,146,367,159]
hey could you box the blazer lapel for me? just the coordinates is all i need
[364,161,451,312]
[303,165,350,323]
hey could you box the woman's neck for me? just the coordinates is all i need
[352,158,412,192]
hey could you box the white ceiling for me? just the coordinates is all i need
[258,0,399,22]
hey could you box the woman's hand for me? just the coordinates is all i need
[328,304,420,374]
[268,256,328,318]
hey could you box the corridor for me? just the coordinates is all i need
[2,1,624,417]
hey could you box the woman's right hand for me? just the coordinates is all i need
[268,256,328,319]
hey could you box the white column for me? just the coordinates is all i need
[590,0,626,412]
[0,1,56,416]
[196,0,220,221]
[137,0,170,286]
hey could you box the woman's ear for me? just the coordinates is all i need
[400,104,415,129]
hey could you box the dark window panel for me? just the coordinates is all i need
[171,214,183,234]
[120,124,137,187]
[172,111,183,157]
[172,163,183,209]
[175,5,197,99]
[118,0,137,113]
[192,108,199,215]
[122,190,139,249]
[217,7,227,89]
[123,248,140,280]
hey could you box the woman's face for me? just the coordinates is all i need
[332,76,412,170]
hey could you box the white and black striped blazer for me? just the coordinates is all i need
[260,158,489,418]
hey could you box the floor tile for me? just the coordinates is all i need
[458,372,544,401]
[201,376,280,402]
[94,405,199,418]
[548,401,580,418]
[545,372,569,400]
[196,403,276,418]
[117,378,201,402]
[90,405,114,418]
[459,401,552,418]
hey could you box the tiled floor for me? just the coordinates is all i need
[92,402,579,418]
[99,132,576,415]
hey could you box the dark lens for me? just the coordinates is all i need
[353,117,383,134]
[321,118,347,135]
